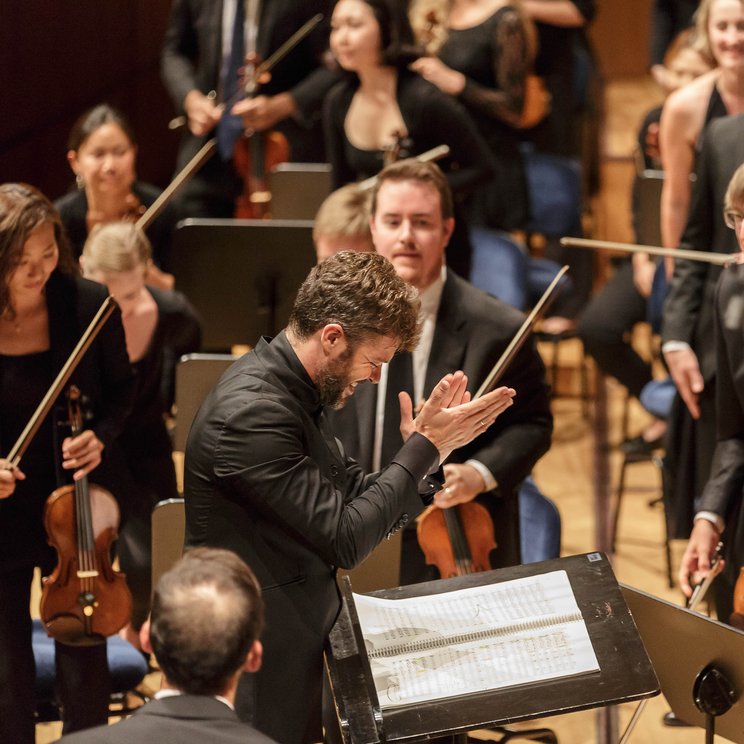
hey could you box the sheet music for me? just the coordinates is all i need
[353,570,599,708]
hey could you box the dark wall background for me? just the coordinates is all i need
[0,0,179,201]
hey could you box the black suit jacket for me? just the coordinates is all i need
[183,331,439,743]
[699,264,744,564]
[662,114,744,380]
[330,273,553,567]
[161,0,339,168]
[59,695,276,744]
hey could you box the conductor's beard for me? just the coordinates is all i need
[316,348,356,410]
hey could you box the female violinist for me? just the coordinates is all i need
[81,222,202,643]
[0,183,134,742]
[324,0,494,195]
[55,104,177,289]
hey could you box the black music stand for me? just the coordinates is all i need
[621,585,744,742]
[326,553,659,744]
[172,218,316,351]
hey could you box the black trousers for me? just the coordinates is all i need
[577,260,653,399]
[0,563,111,742]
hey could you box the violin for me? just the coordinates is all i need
[417,502,497,578]
[230,13,323,218]
[39,386,132,645]
[233,51,290,219]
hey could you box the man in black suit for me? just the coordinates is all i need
[61,548,277,744]
[678,163,744,623]
[160,0,339,218]
[183,251,516,743]
[662,114,744,546]
[331,160,553,578]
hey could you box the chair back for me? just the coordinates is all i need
[522,146,583,237]
[634,169,664,246]
[151,498,186,596]
[337,532,402,594]
[174,353,237,453]
[269,162,332,220]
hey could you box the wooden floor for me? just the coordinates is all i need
[35,76,729,743]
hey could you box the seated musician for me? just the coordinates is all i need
[60,548,277,743]
[81,222,202,646]
[313,182,374,262]
[0,183,134,742]
[329,160,556,579]
[55,104,176,289]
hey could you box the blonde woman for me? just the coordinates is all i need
[660,0,744,253]
[82,223,201,644]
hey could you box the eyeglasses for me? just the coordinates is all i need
[724,210,744,230]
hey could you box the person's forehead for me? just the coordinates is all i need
[376,179,441,212]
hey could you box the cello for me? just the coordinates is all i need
[40,386,132,645]
[416,267,569,578]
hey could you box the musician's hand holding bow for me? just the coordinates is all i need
[400,371,515,463]
[0,460,25,499]
[232,93,296,133]
[679,517,724,598]
[183,90,223,136]
[62,430,104,482]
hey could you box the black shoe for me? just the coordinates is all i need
[662,711,692,727]
[620,434,663,457]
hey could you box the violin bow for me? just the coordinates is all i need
[474,265,570,399]
[358,145,451,191]
[135,138,216,232]
[4,297,118,470]
[253,14,323,86]
[560,236,737,266]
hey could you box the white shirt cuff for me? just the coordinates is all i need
[694,511,725,533]
[465,459,498,492]
[662,340,692,354]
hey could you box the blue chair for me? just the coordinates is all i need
[522,145,583,238]
[33,620,149,722]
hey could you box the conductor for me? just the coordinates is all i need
[183,251,516,744]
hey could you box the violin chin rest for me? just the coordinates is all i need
[43,614,104,646]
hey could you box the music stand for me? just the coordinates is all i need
[621,585,744,742]
[172,218,316,351]
[326,553,659,744]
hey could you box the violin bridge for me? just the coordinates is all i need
[76,569,99,579]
